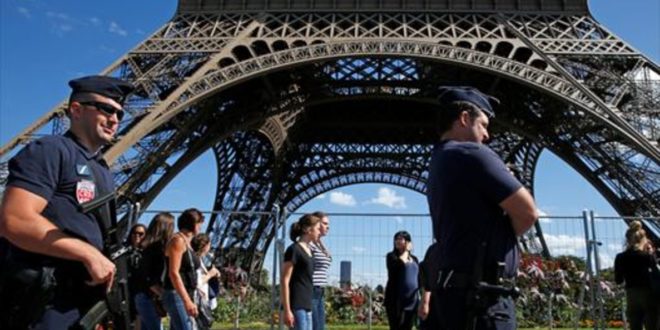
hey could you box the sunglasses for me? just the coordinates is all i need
[132,232,145,237]
[79,101,125,121]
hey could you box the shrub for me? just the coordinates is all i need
[209,254,624,328]
[516,253,622,328]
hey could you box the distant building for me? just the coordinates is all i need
[340,261,351,289]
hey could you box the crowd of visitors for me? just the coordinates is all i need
[117,210,335,330]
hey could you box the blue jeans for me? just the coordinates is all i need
[292,309,312,330]
[31,308,79,330]
[134,292,163,330]
[162,290,194,330]
[312,287,326,330]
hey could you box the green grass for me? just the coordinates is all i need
[213,324,392,330]
[211,323,619,330]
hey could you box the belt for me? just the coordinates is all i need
[437,270,515,290]
[437,270,470,289]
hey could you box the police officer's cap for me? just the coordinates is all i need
[437,86,499,118]
[69,75,135,106]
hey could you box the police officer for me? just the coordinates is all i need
[426,86,538,329]
[0,75,134,329]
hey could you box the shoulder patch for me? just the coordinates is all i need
[76,164,92,176]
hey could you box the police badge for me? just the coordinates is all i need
[76,179,96,204]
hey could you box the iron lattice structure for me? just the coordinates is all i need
[2,0,659,273]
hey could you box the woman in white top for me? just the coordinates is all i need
[190,233,220,330]
[309,211,331,330]
[191,234,220,310]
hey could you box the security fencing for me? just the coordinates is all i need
[135,209,659,329]
[267,211,659,329]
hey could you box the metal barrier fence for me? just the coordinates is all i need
[136,209,659,328]
[273,212,658,291]
[267,211,659,329]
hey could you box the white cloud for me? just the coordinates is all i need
[598,243,624,269]
[329,191,356,207]
[49,23,73,36]
[17,7,31,18]
[599,252,615,269]
[593,212,606,222]
[536,206,554,223]
[109,21,128,36]
[352,272,387,286]
[607,243,623,252]
[315,193,326,200]
[537,208,552,223]
[136,29,146,35]
[46,11,69,20]
[89,17,102,26]
[369,187,406,209]
[352,246,366,253]
[544,233,586,256]
[393,216,403,224]
[46,11,74,36]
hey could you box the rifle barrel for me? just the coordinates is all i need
[80,192,116,213]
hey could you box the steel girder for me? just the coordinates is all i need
[176,0,589,13]
[1,6,658,273]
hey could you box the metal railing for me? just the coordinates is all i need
[266,211,658,329]
[135,209,658,329]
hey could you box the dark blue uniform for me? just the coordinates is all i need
[426,140,522,329]
[1,131,115,329]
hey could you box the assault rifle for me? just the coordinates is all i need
[74,192,139,330]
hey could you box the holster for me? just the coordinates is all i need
[0,262,57,329]
[464,240,519,330]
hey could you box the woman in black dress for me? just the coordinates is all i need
[133,212,174,330]
[384,231,419,330]
[614,220,659,330]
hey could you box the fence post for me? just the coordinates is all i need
[586,210,598,330]
[621,294,627,330]
[367,287,372,330]
[589,210,605,329]
[270,205,281,330]
[573,210,595,330]
[278,208,288,330]
[548,292,553,330]
[235,293,241,330]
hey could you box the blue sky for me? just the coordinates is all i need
[1,0,658,285]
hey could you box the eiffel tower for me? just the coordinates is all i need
[1,0,658,274]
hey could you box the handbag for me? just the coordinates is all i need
[151,293,168,318]
[195,290,214,330]
[208,276,221,300]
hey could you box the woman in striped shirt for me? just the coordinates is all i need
[310,211,332,330]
